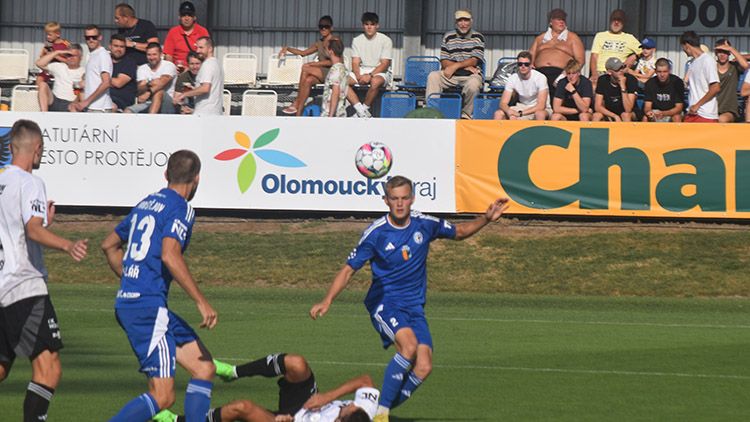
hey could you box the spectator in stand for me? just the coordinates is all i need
[321,38,348,117]
[115,3,159,66]
[124,43,177,114]
[35,22,70,91]
[163,1,210,73]
[71,25,112,112]
[426,9,485,120]
[550,59,594,121]
[35,44,84,112]
[626,38,657,85]
[680,31,720,123]
[174,51,202,114]
[109,34,138,112]
[281,16,335,116]
[529,8,585,95]
[741,72,750,122]
[592,57,640,122]
[173,37,224,116]
[714,39,748,123]
[346,12,393,118]
[494,51,551,120]
[589,9,641,90]
[643,58,685,122]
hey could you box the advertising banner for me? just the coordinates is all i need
[0,113,456,213]
[456,120,750,218]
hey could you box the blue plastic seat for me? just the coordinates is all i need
[472,93,503,120]
[427,92,462,119]
[380,92,416,118]
[396,56,440,89]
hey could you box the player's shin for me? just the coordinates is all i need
[379,353,412,409]
[390,371,424,408]
[23,381,55,422]
[184,379,213,422]
[109,393,160,421]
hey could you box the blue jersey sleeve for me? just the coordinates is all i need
[161,201,193,249]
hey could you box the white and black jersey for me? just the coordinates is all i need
[0,165,49,307]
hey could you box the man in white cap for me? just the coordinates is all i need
[153,353,379,422]
[425,9,485,119]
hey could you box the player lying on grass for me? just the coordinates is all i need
[152,353,378,422]
[310,175,510,422]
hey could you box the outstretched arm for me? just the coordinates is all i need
[453,198,510,240]
[26,216,88,261]
[310,264,356,319]
[302,374,375,411]
[162,237,218,329]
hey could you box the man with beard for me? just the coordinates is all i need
[71,25,113,112]
[642,58,685,122]
[589,9,641,90]
[173,37,224,116]
[102,150,218,422]
[124,42,178,114]
[109,34,138,112]
[529,8,585,95]
[425,9,485,119]
[115,3,159,66]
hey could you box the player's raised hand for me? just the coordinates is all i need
[302,393,328,411]
[309,300,330,320]
[485,197,510,222]
[66,238,89,261]
[197,300,218,329]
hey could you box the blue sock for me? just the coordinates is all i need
[185,379,213,422]
[391,371,424,408]
[109,393,159,421]
[379,353,412,408]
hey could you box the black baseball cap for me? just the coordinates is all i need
[179,1,196,15]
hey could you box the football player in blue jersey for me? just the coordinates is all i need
[310,175,509,422]
[101,150,218,422]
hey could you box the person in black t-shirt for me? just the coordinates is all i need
[593,57,642,122]
[551,59,594,121]
[109,34,138,111]
[115,3,159,66]
[643,58,684,122]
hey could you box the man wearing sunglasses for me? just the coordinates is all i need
[426,9,484,119]
[495,51,552,121]
[70,25,113,112]
[164,1,210,73]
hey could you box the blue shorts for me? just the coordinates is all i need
[115,307,199,378]
[369,302,433,350]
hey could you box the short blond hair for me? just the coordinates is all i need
[44,21,61,33]
[563,59,583,73]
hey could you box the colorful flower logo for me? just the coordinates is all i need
[214,129,306,193]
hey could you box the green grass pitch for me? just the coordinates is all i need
[0,284,747,421]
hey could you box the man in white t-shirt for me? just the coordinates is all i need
[35,44,85,112]
[124,42,178,114]
[680,31,719,123]
[71,25,113,112]
[495,51,552,120]
[346,12,393,118]
[173,37,223,116]
[0,120,88,422]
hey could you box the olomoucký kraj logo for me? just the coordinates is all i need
[214,129,306,193]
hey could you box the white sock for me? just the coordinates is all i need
[354,102,366,113]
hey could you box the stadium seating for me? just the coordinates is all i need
[396,56,440,89]
[488,57,516,91]
[241,89,278,116]
[11,85,40,111]
[426,92,462,119]
[472,93,503,120]
[265,54,303,86]
[0,49,30,82]
[380,92,416,118]
[223,53,258,86]
[222,89,231,115]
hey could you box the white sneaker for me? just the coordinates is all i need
[356,108,372,118]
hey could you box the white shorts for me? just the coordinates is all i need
[350,67,392,86]
[509,104,553,120]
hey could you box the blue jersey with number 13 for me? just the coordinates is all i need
[114,188,195,309]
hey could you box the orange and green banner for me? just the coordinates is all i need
[456,120,750,218]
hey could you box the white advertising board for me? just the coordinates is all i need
[0,112,457,213]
